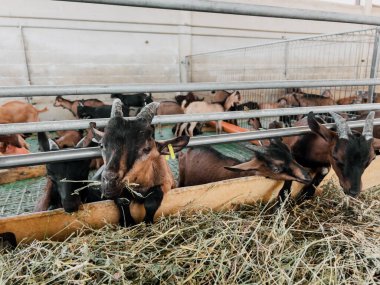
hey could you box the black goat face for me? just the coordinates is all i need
[100,100,189,199]
[38,132,91,213]
[308,111,375,197]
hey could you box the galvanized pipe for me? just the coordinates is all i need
[1,119,380,169]
[1,79,380,97]
[0,104,379,134]
[55,0,380,26]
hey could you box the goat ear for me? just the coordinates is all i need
[307,112,334,142]
[225,158,261,172]
[156,136,190,155]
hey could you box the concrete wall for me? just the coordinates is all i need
[0,0,378,119]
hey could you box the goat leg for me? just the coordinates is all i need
[143,186,164,224]
[296,167,330,203]
[114,198,135,227]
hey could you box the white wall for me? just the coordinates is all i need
[0,0,378,119]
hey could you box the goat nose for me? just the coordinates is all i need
[103,171,119,181]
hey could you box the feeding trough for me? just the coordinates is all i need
[1,156,380,245]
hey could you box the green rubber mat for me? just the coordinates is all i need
[0,127,254,217]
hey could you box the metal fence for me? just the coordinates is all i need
[188,29,379,95]
[186,27,380,128]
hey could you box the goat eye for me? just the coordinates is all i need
[143,147,151,154]
[272,166,281,173]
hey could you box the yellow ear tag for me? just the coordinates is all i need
[168,144,176,159]
[165,155,170,160]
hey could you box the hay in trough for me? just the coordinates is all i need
[0,183,379,284]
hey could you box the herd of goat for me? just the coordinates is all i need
[0,88,378,226]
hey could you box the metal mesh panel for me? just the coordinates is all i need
[188,30,377,98]
[187,28,380,129]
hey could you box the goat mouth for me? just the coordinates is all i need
[296,177,312,184]
[344,189,360,198]
[101,181,124,199]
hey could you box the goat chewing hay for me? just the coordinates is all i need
[0,183,379,284]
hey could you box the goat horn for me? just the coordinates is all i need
[136,102,160,123]
[330,112,352,140]
[111,98,123,118]
[363,111,375,141]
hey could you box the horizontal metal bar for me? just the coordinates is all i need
[1,79,380,97]
[0,104,379,134]
[55,0,380,26]
[1,119,379,169]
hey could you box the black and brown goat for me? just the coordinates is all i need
[279,111,376,202]
[175,92,204,110]
[178,139,312,187]
[93,100,189,225]
[54,96,105,118]
[35,132,101,213]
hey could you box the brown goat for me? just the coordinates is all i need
[54,96,105,118]
[278,90,335,108]
[92,100,190,225]
[178,91,242,136]
[0,101,47,123]
[278,112,376,203]
[156,101,184,136]
[211,90,232,103]
[178,140,312,187]
[54,130,82,149]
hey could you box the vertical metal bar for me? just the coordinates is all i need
[284,41,289,79]
[19,26,32,103]
[184,56,191,83]
[369,27,380,102]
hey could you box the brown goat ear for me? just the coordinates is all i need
[157,135,190,155]
[307,112,334,142]
[225,158,262,172]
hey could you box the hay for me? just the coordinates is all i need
[0,184,379,284]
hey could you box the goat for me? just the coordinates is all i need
[178,139,312,187]
[77,104,129,119]
[156,101,184,136]
[36,132,101,212]
[175,92,204,110]
[0,134,29,150]
[278,90,335,108]
[110,93,153,108]
[178,91,242,137]
[227,101,259,126]
[0,101,47,123]
[278,111,375,203]
[92,100,189,225]
[54,130,82,149]
[54,96,105,118]
[211,90,232,103]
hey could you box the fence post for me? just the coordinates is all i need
[19,26,32,103]
[369,27,380,103]
[284,42,289,79]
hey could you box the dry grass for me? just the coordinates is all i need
[1,183,380,284]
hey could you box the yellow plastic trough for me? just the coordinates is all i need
[1,157,380,245]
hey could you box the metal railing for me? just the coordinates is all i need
[55,0,380,26]
[0,103,378,134]
[1,79,380,97]
[1,118,378,169]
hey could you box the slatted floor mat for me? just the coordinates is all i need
[0,126,254,217]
